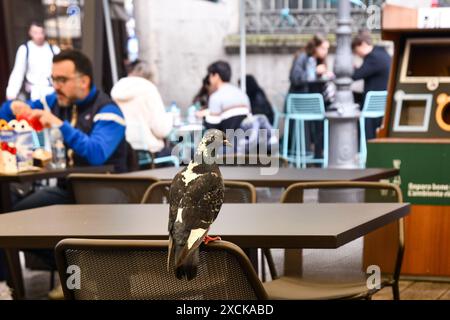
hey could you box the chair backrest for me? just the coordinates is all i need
[223,181,256,203]
[67,174,159,204]
[219,154,289,168]
[362,91,388,118]
[141,180,257,204]
[286,93,326,120]
[280,181,404,284]
[55,239,268,300]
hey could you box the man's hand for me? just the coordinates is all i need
[195,109,209,118]
[29,109,63,129]
[11,100,32,117]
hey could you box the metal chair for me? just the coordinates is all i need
[282,93,329,168]
[55,239,268,300]
[141,180,277,282]
[359,91,387,168]
[137,150,180,169]
[263,181,404,300]
[67,174,159,204]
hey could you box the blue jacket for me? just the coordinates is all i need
[0,86,127,171]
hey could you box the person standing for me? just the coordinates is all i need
[352,31,391,140]
[6,22,60,101]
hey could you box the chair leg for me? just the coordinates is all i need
[295,121,301,168]
[323,119,329,168]
[359,117,367,168]
[49,269,56,290]
[260,249,266,282]
[282,118,290,161]
[262,249,278,280]
[392,282,400,300]
[300,121,306,169]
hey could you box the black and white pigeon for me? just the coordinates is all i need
[168,129,230,281]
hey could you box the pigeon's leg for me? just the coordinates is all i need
[203,235,222,245]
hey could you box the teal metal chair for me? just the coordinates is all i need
[138,151,180,169]
[359,91,387,168]
[271,93,286,131]
[282,93,329,168]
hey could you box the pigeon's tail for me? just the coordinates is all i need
[175,246,199,281]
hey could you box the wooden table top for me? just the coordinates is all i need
[124,167,400,187]
[0,203,409,249]
[0,165,114,183]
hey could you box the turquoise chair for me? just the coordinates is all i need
[359,91,387,168]
[271,93,287,131]
[282,93,328,168]
[138,151,180,168]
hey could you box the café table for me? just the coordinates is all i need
[0,165,114,213]
[0,202,410,299]
[124,167,400,188]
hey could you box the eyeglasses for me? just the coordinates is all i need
[50,74,81,85]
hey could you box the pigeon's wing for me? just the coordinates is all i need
[169,169,187,232]
[195,172,224,223]
[168,168,188,270]
[172,172,224,268]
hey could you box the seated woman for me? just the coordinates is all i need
[242,75,274,125]
[111,61,173,166]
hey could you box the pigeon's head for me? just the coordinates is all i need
[196,129,231,161]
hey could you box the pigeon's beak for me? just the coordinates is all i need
[223,139,232,147]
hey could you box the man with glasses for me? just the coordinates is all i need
[0,50,127,299]
[0,49,128,207]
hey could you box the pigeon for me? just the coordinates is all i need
[168,129,231,280]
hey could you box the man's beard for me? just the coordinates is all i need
[56,92,74,108]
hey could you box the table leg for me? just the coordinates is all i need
[0,182,12,214]
[244,248,259,274]
[5,249,25,300]
[284,249,303,277]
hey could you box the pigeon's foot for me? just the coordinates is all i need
[203,235,222,245]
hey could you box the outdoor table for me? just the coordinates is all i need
[0,165,114,213]
[0,202,410,299]
[124,167,400,188]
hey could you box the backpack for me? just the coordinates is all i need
[18,42,56,100]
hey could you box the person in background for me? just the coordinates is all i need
[241,75,274,125]
[0,49,128,208]
[288,33,334,95]
[201,60,251,132]
[352,31,391,140]
[6,22,60,101]
[111,60,173,162]
[287,34,334,161]
[0,49,127,299]
[192,74,212,110]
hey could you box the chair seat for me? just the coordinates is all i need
[263,276,389,300]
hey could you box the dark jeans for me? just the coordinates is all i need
[365,117,383,141]
[0,187,73,281]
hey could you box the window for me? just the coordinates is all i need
[393,91,433,133]
[42,0,84,49]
